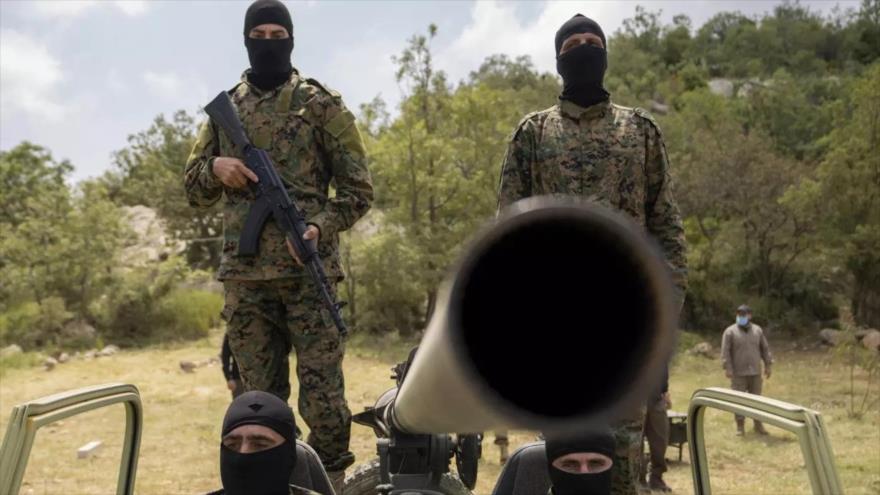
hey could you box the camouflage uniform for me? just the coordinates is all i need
[498,98,688,495]
[185,69,373,472]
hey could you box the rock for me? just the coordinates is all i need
[83,350,97,360]
[708,78,735,98]
[649,100,669,115]
[818,328,842,346]
[179,360,198,373]
[120,206,185,268]
[57,352,70,364]
[0,344,23,358]
[689,342,714,358]
[98,345,120,357]
[43,357,58,371]
[77,440,102,459]
[862,329,880,351]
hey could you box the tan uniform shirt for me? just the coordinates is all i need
[721,323,772,376]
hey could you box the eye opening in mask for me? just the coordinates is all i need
[222,424,286,454]
[552,452,614,474]
[560,32,605,55]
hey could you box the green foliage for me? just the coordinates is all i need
[152,289,223,342]
[675,330,704,354]
[833,324,880,419]
[345,28,558,334]
[3,3,879,342]
[107,111,222,269]
[345,228,424,335]
[91,257,189,346]
[787,63,880,328]
[0,351,43,378]
[0,297,75,350]
[0,143,128,316]
[0,302,40,348]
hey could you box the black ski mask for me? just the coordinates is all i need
[220,391,297,495]
[555,14,609,108]
[243,0,294,90]
[545,428,615,495]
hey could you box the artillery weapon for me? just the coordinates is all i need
[346,197,679,494]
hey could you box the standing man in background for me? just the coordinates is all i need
[221,334,244,399]
[721,304,773,436]
[184,0,373,489]
[497,13,688,495]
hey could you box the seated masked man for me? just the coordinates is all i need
[207,391,326,495]
[545,428,616,495]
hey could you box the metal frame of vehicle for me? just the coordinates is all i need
[0,383,143,495]
[688,387,843,495]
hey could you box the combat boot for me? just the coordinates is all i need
[649,473,672,492]
[754,421,769,436]
[327,470,344,495]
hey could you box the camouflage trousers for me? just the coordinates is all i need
[221,278,354,472]
[610,406,647,495]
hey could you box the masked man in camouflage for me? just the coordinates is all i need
[184,0,373,486]
[497,14,688,495]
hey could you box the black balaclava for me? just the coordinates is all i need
[243,0,294,91]
[220,391,297,495]
[545,428,616,495]
[555,14,610,109]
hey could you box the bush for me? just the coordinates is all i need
[92,257,187,346]
[92,257,223,346]
[0,302,40,348]
[0,351,44,378]
[152,289,223,342]
[675,330,705,353]
[0,298,73,350]
[348,230,425,335]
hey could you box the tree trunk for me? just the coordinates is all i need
[853,271,880,328]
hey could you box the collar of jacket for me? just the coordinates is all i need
[559,98,611,122]
[238,67,301,98]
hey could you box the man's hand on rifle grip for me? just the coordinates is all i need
[212,157,259,189]
[285,225,320,266]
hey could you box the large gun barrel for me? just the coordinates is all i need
[389,196,678,435]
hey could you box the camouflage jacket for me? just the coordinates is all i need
[498,98,688,297]
[185,69,373,281]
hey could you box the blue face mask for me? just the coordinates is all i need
[736,315,750,327]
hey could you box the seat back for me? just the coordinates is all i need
[491,441,551,495]
[291,440,335,495]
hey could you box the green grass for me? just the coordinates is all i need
[0,330,877,494]
[0,351,44,379]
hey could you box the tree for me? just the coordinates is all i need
[792,64,880,327]
[0,144,127,322]
[664,90,828,329]
[110,111,222,269]
[0,143,74,307]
